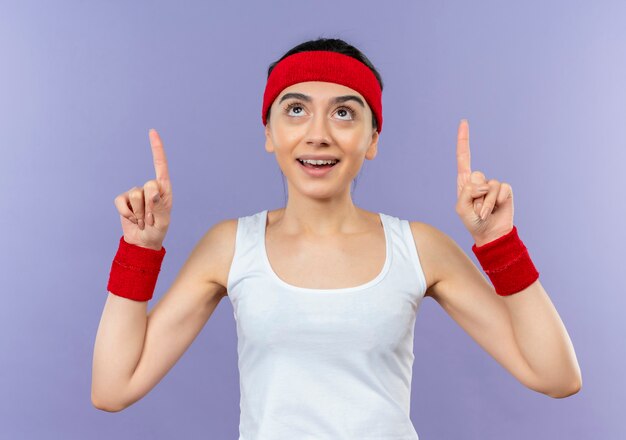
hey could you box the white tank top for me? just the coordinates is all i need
[226,209,428,440]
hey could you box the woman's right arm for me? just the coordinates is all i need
[92,128,235,411]
[91,218,235,412]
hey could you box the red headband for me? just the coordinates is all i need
[262,50,383,133]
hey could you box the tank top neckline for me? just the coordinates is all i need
[259,209,393,294]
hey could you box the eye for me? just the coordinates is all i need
[335,105,357,121]
[283,102,306,117]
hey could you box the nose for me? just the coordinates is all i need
[305,111,331,147]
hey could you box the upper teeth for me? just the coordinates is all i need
[299,159,338,165]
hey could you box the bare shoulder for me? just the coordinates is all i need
[190,217,239,298]
[407,220,463,299]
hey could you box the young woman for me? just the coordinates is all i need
[92,38,582,439]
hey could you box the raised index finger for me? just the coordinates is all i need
[456,119,471,177]
[148,128,171,192]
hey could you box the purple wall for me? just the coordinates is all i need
[1,0,622,438]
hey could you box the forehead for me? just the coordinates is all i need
[278,81,364,101]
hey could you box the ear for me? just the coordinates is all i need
[364,129,379,160]
[264,123,275,154]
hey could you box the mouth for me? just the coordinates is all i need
[295,159,340,169]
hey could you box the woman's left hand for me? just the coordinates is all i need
[455,119,514,246]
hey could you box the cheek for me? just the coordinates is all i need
[333,128,366,145]
[272,129,304,151]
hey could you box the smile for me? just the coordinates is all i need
[296,158,339,177]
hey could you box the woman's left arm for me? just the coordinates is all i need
[446,119,582,397]
[493,278,582,397]
[414,221,582,399]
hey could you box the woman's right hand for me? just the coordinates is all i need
[113,129,173,250]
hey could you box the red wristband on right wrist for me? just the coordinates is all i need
[107,235,166,302]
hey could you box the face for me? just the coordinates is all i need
[264,81,379,199]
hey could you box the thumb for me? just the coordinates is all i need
[469,172,486,212]
[149,190,164,214]
[458,182,488,216]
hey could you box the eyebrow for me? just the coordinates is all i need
[278,92,365,108]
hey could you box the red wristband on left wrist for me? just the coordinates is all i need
[471,226,540,296]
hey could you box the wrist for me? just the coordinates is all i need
[473,226,514,247]
[123,236,163,252]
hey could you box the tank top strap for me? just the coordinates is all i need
[383,214,429,301]
[226,210,267,299]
